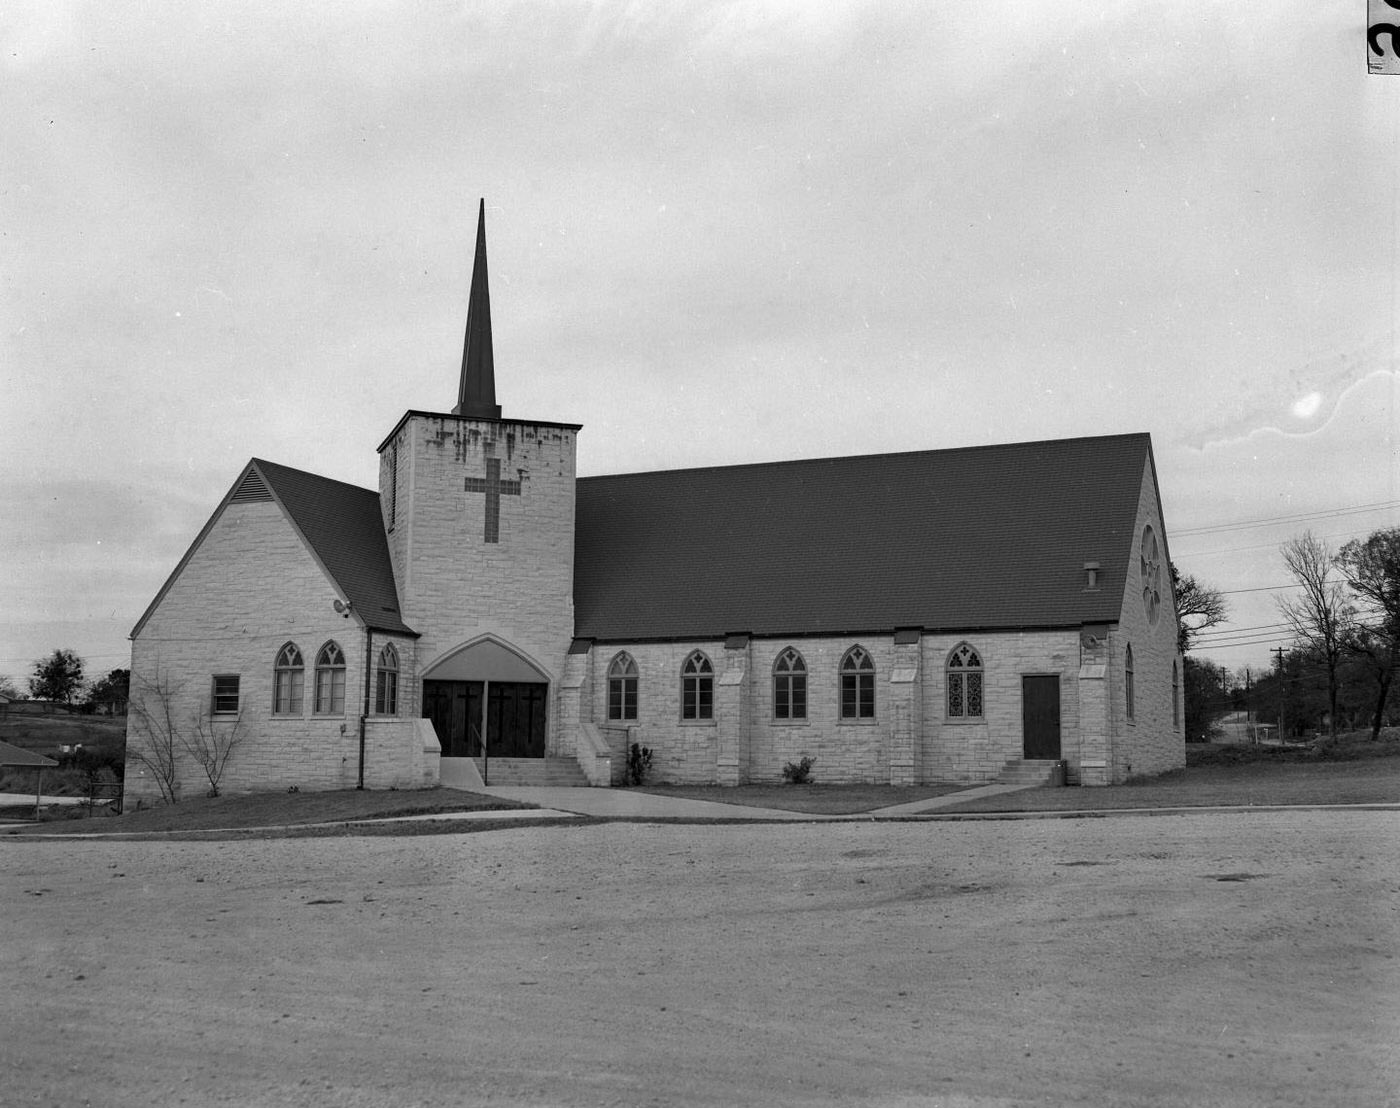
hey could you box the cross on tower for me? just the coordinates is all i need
[465,447,520,543]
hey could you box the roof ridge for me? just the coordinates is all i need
[578,431,1151,483]
[251,458,377,497]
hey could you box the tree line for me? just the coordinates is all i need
[1182,526,1400,743]
[1,648,130,716]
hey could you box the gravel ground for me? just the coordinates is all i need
[3,810,1397,1107]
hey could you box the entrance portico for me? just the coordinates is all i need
[423,637,551,784]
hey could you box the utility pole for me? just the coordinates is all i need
[1245,667,1253,743]
[1274,647,1286,744]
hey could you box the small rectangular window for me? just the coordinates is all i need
[212,675,240,714]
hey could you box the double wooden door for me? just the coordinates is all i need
[424,680,547,758]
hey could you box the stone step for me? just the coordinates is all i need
[997,759,1064,786]
[482,757,590,787]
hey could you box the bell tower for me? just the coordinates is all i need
[377,201,580,748]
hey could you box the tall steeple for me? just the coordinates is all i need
[453,199,502,419]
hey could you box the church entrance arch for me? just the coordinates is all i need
[423,638,550,761]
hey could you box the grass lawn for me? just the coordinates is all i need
[935,757,1400,813]
[2,787,535,835]
[6,732,1397,834]
[638,733,1400,814]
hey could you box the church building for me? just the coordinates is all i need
[124,203,1184,803]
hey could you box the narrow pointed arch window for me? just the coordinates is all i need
[608,652,638,721]
[773,647,807,720]
[1125,645,1135,721]
[315,641,346,716]
[840,646,875,720]
[946,643,984,719]
[273,642,304,715]
[681,651,714,720]
[375,643,399,716]
[1172,660,1179,729]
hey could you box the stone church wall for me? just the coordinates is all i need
[124,500,423,804]
[917,630,1084,785]
[742,637,897,785]
[585,641,724,784]
[583,630,1101,786]
[1103,458,1186,783]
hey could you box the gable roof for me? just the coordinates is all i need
[131,460,413,639]
[573,433,1154,642]
[252,460,414,636]
[0,740,58,768]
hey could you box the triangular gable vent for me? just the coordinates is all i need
[229,469,273,503]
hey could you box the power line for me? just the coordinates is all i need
[1174,525,1381,559]
[1194,620,1292,639]
[1172,500,1400,538]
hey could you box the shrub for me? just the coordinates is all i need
[782,756,815,784]
[626,743,654,786]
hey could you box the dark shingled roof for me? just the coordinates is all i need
[0,740,58,768]
[573,433,1155,641]
[253,460,415,636]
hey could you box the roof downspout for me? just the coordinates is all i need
[358,625,372,790]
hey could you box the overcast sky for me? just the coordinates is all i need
[4,0,1398,688]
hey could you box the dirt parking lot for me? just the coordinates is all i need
[3,810,1397,1107]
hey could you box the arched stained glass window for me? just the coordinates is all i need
[608,652,638,721]
[315,641,346,716]
[273,642,304,715]
[375,643,399,716]
[840,646,875,720]
[681,651,714,720]
[773,648,807,720]
[946,643,983,719]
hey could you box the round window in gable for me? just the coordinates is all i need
[1141,525,1162,626]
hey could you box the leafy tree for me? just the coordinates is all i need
[0,675,19,700]
[84,668,131,716]
[1171,563,1228,654]
[1337,527,1400,740]
[29,648,85,706]
[1183,655,1231,742]
[1277,532,1352,741]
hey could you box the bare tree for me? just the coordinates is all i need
[1277,531,1353,741]
[1171,563,1228,654]
[126,672,184,803]
[183,710,246,797]
[1337,527,1400,741]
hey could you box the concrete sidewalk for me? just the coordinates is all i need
[476,782,1041,821]
[1,783,1046,836]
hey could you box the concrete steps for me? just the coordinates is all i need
[481,757,590,787]
[997,759,1064,786]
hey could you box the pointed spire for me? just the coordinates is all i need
[454,199,502,419]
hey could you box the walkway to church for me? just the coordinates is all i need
[0,782,1039,834]
[467,782,1038,822]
